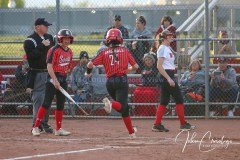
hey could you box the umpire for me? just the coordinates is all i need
[103,15,129,39]
[24,18,54,133]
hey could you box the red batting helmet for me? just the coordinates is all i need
[105,28,123,45]
[57,29,74,44]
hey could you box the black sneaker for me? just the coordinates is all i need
[39,125,44,133]
[152,124,169,132]
[42,124,54,134]
[180,122,195,131]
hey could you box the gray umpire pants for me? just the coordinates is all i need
[32,72,50,127]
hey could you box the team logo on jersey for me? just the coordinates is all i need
[59,55,70,66]
[169,52,173,58]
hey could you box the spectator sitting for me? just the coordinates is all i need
[70,51,91,101]
[141,52,158,86]
[129,16,152,71]
[210,57,238,116]
[180,59,205,101]
[216,30,236,55]
[103,15,129,40]
[2,54,32,115]
[16,54,29,88]
[151,16,177,53]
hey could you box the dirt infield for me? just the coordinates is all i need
[0,118,239,160]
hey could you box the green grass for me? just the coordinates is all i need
[0,43,100,58]
[0,34,103,58]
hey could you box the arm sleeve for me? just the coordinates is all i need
[23,40,42,60]
[127,50,137,66]
[157,46,166,58]
[92,52,104,66]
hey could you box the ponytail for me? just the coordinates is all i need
[111,44,119,62]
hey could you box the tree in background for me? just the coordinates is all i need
[0,0,24,8]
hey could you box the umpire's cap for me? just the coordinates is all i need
[35,18,52,26]
[79,51,89,59]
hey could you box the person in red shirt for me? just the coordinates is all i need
[151,16,177,53]
[0,71,3,82]
[86,29,139,138]
[32,29,73,136]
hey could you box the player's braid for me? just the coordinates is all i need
[111,43,119,62]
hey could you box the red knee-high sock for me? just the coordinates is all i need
[34,106,47,128]
[176,104,187,125]
[112,101,122,111]
[122,116,134,134]
[154,105,166,125]
[55,110,63,130]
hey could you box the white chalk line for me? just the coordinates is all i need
[2,145,141,160]
[0,136,176,143]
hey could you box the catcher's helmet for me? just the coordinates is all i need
[57,29,74,44]
[105,28,123,45]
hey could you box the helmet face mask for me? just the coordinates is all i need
[57,29,74,44]
[105,28,123,46]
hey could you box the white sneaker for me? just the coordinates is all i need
[129,126,137,139]
[32,127,40,136]
[55,128,71,136]
[102,97,112,114]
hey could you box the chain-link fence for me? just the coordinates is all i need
[1,0,240,118]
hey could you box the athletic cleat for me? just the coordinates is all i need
[152,124,169,132]
[55,128,71,136]
[129,126,137,139]
[180,122,195,131]
[32,127,40,136]
[102,97,112,114]
[42,124,54,134]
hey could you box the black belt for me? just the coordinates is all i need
[30,68,48,73]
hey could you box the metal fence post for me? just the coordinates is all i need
[56,0,60,34]
[204,0,210,119]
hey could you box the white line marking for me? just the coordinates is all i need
[0,136,175,143]
[3,146,139,160]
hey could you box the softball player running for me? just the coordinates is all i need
[32,29,73,136]
[152,30,195,132]
[86,29,139,138]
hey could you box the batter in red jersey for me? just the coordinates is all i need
[32,29,73,136]
[86,29,139,138]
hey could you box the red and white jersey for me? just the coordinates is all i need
[92,46,136,78]
[157,44,175,70]
[46,45,73,75]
